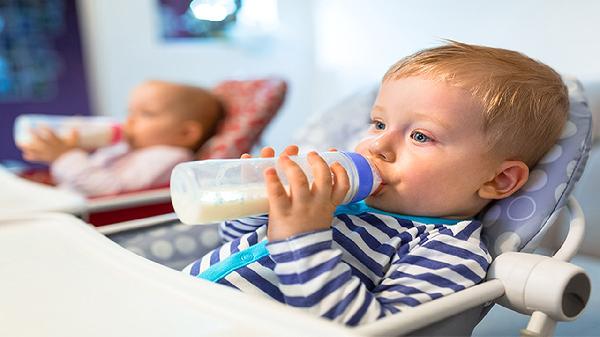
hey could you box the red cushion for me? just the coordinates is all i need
[197,78,287,159]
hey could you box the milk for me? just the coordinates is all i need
[171,184,271,224]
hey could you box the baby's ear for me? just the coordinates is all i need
[478,160,529,200]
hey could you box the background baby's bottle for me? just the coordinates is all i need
[14,114,122,150]
[170,151,382,225]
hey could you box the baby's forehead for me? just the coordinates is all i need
[372,103,485,130]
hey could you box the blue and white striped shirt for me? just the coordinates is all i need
[184,201,492,326]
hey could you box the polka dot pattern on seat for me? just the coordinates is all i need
[109,223,221,270]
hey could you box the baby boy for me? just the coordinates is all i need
[185,41,568,326]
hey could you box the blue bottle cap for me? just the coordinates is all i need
[341,152,374,203]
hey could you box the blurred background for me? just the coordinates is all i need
[0,1,599,335]
[2,0,599,161]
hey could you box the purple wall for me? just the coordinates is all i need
[0,0,91,163]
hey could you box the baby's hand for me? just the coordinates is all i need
[239,146,299,181]
[264,151,349,241]
[18,127,79,163]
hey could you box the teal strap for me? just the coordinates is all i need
[197,240,269,282]
[335,201,464,225]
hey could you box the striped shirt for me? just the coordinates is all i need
[184,201,492,326]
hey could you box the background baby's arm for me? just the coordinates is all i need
[51,145,190,196]
[18,127,79,164]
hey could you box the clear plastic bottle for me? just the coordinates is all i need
[170,151,382,225]
[14,114,123,150]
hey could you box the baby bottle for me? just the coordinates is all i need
[170,151,382,225]
[14,114,122,150]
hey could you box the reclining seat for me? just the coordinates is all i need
[481,78,592,257]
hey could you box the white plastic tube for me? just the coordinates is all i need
[14,114,122,150]
[170,152,382,225]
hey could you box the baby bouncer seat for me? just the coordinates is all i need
[294,77,594,336]
[0,78,592,337]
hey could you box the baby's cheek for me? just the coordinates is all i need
[405,168,445,195]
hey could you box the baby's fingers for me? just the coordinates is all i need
[307,151,332,198]
[264,167,291,211]
[279,155,310,202]
[260,147,275,158]
[28,132,51,150]
[65,129,79,147]
[283,145,299,156]
[331,162,350,205]
[36,127,60,145]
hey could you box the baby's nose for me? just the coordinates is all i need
[369,133,397,162]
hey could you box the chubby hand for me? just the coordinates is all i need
[263,147,350,241]
[18,127,79,163]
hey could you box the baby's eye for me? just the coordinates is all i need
[371,120,386,130]
[410,131,431,143]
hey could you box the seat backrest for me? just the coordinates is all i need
[197,78,287,159]
[293,78,593,258]
[480,78,592,257]
[292,85,376,152]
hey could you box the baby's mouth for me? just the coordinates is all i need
[372,183,385,197]
[368,160,385,196]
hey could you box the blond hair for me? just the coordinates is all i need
[384,41,568,167]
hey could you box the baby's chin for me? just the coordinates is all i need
[363,196,395,213]
[364,195,422,216]
[123,135,141,149]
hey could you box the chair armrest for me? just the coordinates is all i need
[96,212,179,235]
[354,280,505,336]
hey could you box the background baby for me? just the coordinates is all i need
[18,80,222,196]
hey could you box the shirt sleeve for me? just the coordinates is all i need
[51,146,193,196]
[266,226,491,326]
[219,215,269,242]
